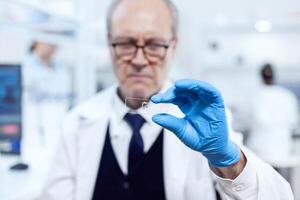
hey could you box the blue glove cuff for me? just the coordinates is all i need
[204,142,241,167]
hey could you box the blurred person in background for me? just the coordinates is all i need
[41,0,293,199]
[247,63,299,163]
[22,40,72,161]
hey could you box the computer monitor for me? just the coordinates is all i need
[0,64,22,154]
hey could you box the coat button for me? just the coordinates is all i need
[233,183,245,192]
[123,181,130,189]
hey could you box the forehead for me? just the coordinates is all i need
[37,42,56,48]
[110,0,173,39]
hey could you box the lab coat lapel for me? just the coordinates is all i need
[76,117,109,200]
[163,129,189,200]
[75,88,114,200]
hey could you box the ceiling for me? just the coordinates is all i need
[2,0,300,25]
[1,0,300,42]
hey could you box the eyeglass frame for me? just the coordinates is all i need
[110,39,174,62]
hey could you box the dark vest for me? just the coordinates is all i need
[92,125,166,200]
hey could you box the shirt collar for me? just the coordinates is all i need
[111,80,174,125]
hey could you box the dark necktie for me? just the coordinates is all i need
[124,113,146,175]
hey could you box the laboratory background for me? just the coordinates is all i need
[0,0,300,199]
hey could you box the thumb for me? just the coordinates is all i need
[152,113,186,136]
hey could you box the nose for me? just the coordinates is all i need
[131,48,148,70]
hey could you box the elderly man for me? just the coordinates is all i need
[41,0,293,199]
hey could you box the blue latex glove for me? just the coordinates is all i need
[151,79,240,167]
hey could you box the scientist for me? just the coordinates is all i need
[247,63,299,162]
[41,0,293,199]
[22,41,72,159]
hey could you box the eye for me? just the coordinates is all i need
[117,43,135,50]
[146,44,164,51]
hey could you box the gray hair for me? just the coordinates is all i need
[106,0,179,36]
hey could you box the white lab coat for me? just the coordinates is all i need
[41,85,293,200]
[247,85,299,161]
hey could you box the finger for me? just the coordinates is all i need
[151,86,176,104]
[175,79,223,103]
[151,84,202,115]
[151,87,195,111]
[152,113,186,137]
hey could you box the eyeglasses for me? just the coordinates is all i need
[111,41,171,63]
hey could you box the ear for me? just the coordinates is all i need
[107,33,112,46]
[107,33,116,59]
[170,35,178,57]
[172,35,178,50]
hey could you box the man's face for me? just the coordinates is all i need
[36,42,57,58]
[109,0,177,103]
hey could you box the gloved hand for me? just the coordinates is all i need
[151,79,240,167]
